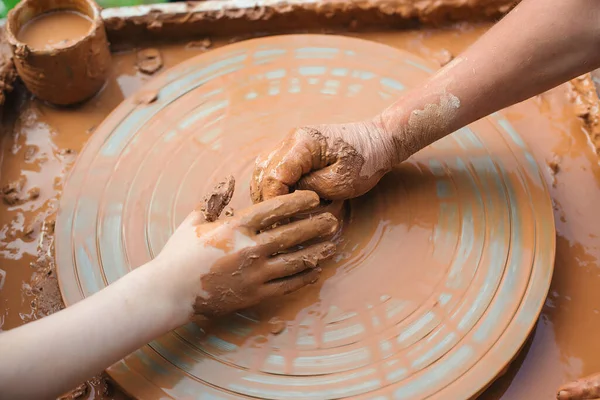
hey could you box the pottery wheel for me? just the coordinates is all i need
[56,35,555,399]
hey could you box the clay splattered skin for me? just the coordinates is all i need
[158,180,338,318]
[249,75,465,202]
[252,0,600,204]
[251,121,401,202]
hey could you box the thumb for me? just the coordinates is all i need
[297,153,387,200]
[296,163,358,200]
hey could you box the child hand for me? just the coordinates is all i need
[155,177,338,318]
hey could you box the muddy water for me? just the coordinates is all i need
[17,11,92,50]
[0,24,599,399]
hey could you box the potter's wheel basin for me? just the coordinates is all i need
[55,34,555,399]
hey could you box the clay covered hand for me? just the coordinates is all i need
[557,373,600,400]
[156,177,338,318]
[251,118,404,202]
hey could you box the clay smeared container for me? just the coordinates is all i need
[5,0,111,105]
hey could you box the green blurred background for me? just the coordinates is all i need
[1,0,166,18]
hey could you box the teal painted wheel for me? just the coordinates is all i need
[56,35,555,399]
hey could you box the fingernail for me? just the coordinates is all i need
[295,190,320,206]
[556,391,568,400]
[317,213,338,230]
[319,212,337,221]
[302,256,318,268]
[321,243,336,257]
[308,191,320,205]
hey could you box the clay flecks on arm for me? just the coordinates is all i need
[392,89,461,161]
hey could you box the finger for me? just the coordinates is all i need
[257,212,338,255]
[298,162,386,201]
[250,144,296,204]
[557,374,600,400]
[291,200,345,222]
[260,268,321,298]
[255,127,326,201]
[262,143,314,199]
[241,190,320,230]
[250,155,269,204]
[297,162,358,200]
[259,176,292,203]
[262,242,335,281]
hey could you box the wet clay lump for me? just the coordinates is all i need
[17,11,92,50]
[1,25,599,400]
[197,176,235,223]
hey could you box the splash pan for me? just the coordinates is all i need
[56,35,555,399]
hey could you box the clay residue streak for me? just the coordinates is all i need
[1,24,600,400]
[17,11,92,50]
[406,91,461,146]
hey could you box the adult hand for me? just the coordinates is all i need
[156,177,338,318]
[557,373,600,399]
[250,119,405,202]
[252,0,600,204]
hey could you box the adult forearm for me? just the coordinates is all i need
[0,259,189,399]
[378,0,600,161]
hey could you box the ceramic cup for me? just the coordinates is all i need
[5,0,111,106]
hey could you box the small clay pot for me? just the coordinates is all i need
[5,0,111,106]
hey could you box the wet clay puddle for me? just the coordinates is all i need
[1,25,599,399]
